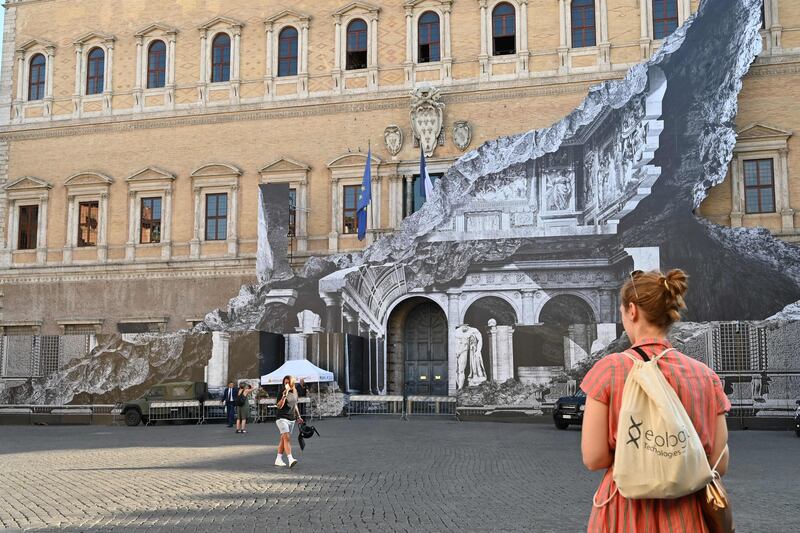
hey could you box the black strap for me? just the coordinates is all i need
[632,346,650,362]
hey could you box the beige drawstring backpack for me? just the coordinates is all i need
[594,348,713,506]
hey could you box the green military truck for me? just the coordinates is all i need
[121,381,208,426]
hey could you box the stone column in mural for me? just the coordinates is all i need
[206,331,230,391]
[287,310,323,361]
[487,319,514,382]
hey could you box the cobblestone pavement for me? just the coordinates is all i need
[0,418,796,532]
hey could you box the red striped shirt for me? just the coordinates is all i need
[580,338,731,533]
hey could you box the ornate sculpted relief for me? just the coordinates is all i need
[410,84,445,157]
[383,125,403,156]
[542,168,576,213]
[452,120,472,151]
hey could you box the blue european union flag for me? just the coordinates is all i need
[357,147,372,241]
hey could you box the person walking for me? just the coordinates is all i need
[274,375,304,468]
[222,381,237,428]
[580,269,731,532]
[235,383,253,434]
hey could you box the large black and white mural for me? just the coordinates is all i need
[3,0,799,418]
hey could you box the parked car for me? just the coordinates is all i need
[121,381,208,427]
[795,400,799,437]
[553,389,586,430]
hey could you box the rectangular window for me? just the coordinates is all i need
[743,159,776,214]
[288,188,297,236]
[205,193,228,241]
[77,201,99,247]
[17,204,38,250]
[342,185,360,234]
[40,336,60,376]
[652,0,679,40]
[571,0,597,48]
[140,197,162,244]
[403,173,442,217]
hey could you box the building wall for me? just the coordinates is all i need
[0,0,797,334]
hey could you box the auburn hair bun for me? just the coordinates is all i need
[621,268,688,328]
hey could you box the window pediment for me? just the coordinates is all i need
[333,2,380,18]
[404,0,452,8]
[16,38,56,54]
[125,167,176,191]
[260,158,311,174]
[4,176,53,192]
[265,9,311,28]
[73,31,116,46]
[327,152,382,170]
[190,163,242,179]
[198,16,245,32]
[737,123,792,141]
[135,23,179,38]
[65,171,114,187]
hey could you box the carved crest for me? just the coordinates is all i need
[410,83,444,157]
[453,120,472,151]
[384,125,403,156]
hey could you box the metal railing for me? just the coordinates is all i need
[0,404,123,425]
[347,395,404,418]
[146,401,202,425]
[406,395,457,417]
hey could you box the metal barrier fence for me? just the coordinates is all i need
[146,401,202,425]
[347,395,404,418]
[0,404,123,425]
[406,395,457,417]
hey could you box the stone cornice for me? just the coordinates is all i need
[0,73,617,142]
[0,258,257,284]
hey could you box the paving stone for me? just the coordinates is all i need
[0,419,796,532]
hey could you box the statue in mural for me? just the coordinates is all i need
[545,170,574,212]
[455,325,486,389]
[468,332,487,386]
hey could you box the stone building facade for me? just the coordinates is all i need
[0,0,796,341]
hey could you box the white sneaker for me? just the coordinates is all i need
[289,458,298,468]
[274,457,287,467]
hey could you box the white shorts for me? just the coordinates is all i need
[276,418,295,435]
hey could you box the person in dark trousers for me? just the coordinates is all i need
[274,375,304,468]
[235,383,253,434]
[222,381,237,427]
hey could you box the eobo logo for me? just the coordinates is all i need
[625,416,689,458]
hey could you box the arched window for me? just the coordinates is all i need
[571,0,596,48]
[28,53,46,101]
[418,11,440,63]
[278,26,299,77]
[346,19,368,70]
[86,47,105,95]
[147,40,167,89]
[211,33,231,83]
[492,3,516,56]
[652,0,679,39]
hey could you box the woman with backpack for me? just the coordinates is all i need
[235,383,253,434]
[581,269,731,532]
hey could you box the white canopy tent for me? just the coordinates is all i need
[261,359,334,419]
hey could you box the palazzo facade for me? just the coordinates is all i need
[0,1,799,387]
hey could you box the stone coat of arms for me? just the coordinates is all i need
[410,84,445,157]
[383,125,403,156]
[453,120,472,151]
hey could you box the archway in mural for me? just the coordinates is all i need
[386,297,448,396]
[463,296,518,382]
[514,294,597,384]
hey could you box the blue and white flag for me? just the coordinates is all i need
[357,147,372,241]
[419,145,434,200]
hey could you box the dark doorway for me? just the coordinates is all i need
[404,301,448,395]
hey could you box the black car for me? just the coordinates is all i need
[553,389,586,429]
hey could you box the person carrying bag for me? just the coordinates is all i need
[580,269,733,532]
